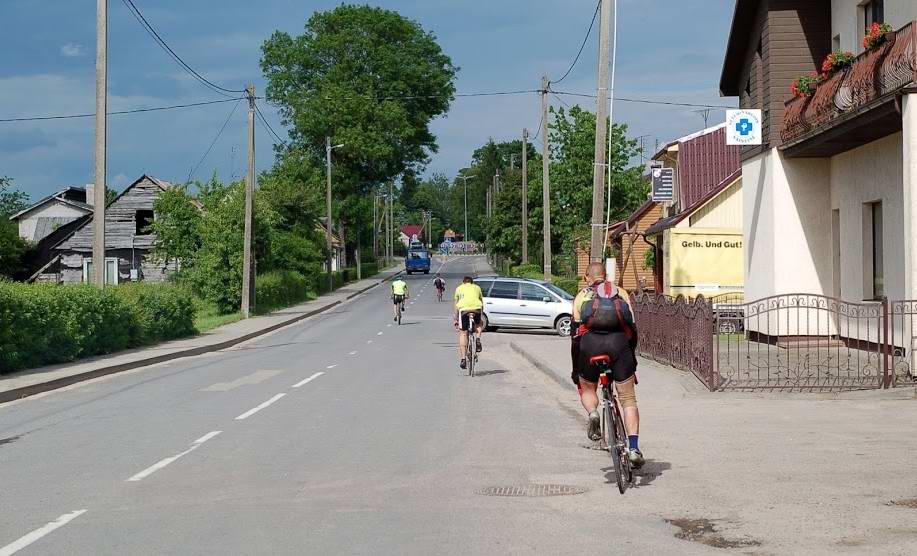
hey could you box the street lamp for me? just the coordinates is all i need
[458,174,475,242]
[326,137,344,293]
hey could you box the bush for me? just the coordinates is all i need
[509,263,543,279]
[112,283,196,345]
[256,270,313,313]
[0,282,197,374]
[553,277,581,297]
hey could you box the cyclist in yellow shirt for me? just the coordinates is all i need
[391,277,409,321]
[453,276,484,369]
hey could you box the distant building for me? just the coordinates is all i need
[607,200,664,292]
[9,186,92,243]
[399,224,424,247]
[317,218,345,272]
[49,176,178,284]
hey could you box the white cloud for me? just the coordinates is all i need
[59,43,85,58]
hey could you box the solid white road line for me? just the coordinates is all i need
[292,372,324,388]
[0,509,88,556]
[127,431,222,482]
[235,394,286,421]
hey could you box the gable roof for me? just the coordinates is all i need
[608,200,658,240]
[400,224,423,238]
[645,169,742,236]
[720,0,763,96]
[651,123,728,161]
[9,187,92,221]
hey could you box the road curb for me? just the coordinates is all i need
[509,341,571,391]
[0,271,403,405]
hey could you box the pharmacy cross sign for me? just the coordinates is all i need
[726,109,763,146]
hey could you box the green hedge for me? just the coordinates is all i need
[509,263,544,279]
[0,282,195,374]
[256,271,313,314]
[553,277,581,296]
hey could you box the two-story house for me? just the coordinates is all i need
[721,0,917,303]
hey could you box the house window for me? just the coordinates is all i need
[863,202,884,299]
[83,257,118,285]
[136,210,154,235]
[863,0,884,31]
[832,34,841,52]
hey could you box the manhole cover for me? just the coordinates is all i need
[476,484,587,497]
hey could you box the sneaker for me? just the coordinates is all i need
[587,411,601,441]
[628,449,645,469]
[475,338,483,353]
[460,359,467,370]
[393,316,397,322]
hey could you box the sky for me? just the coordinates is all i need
[0,0,738,202]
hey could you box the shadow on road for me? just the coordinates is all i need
[473,369,508,377]
[601,459,670,488]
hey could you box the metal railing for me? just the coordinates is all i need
[782,21,917,144]
[633,292,917,392]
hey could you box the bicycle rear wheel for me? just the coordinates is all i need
[604,389,625,494]
[467,337,475,377]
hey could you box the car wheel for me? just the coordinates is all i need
[482,313,496,332]
[555,315,573,337]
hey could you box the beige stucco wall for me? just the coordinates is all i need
[743,148,832,300]
[830,132,904,301]
[832,0,917,53]
[689,178,743,229]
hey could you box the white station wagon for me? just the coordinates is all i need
[474,276,574,337]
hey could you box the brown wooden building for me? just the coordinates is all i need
[609,200,663,292]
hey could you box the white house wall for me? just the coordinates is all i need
[743,152,775,302]
[17,202,87,242]
[830,132,904,301]
[831,0,917,53]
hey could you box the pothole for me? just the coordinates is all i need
[666,518,761,549]
[476,484,588,497]
[888,499,917,508]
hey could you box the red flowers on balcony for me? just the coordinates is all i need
[791,73,821,98]
[864,22,894,50]
[821,51,856,77]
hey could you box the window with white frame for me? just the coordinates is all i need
[82,257,119,285]
[862,201,884,300]
[862,0,884,32]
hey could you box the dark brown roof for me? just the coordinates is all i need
[720,0,762,96]
[645,169,742,236]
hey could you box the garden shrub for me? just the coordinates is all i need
[256,271,312,313]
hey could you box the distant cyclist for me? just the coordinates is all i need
[433,274,446,302]
[453,276,483,369]
[391,277,409,321]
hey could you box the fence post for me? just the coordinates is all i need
[882,298,890,388]
[709,299,717,392]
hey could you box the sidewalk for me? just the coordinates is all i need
[0,265,403,404]
[500,332,917,553]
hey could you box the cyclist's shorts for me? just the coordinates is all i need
[459,309,482,330]
[392,294,405,304]
[577,331,636,383]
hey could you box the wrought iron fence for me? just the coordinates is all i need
[632,293,716,390]
[631,293,917,392]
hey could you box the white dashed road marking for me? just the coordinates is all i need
[201,369,283,392]
[349,351,357,356]
[127,431,222,481]
[235,394,286,421]
[377,331,384,336]
[326,364,337,369]
[0,510,88,556]
[366,340,373,344]
[292,372,324,388]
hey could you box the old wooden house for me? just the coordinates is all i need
[49,175,177,284]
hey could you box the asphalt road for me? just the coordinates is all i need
[1,256,714,555]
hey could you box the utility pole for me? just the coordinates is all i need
[541,75,553,282]
[522,128,529,264]
[93,0,107,287]
[325,137,344,291]
[590,0,612,262]
[459,175,475,241]
[241,84,256,318]
[372,192,378,262]
[388,182,394,265]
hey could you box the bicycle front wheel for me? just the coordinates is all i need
[605,393,625,494]
[467,333,475,377]
[612,402,632,493]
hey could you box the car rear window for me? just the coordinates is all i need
[475,280,494,295]
[488,281,519,299]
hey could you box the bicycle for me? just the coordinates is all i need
[460,311,480,377]
[394,295,405,325]
[436,287,444,302]
[590,354,634,494]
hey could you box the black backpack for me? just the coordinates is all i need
[580,282,634,337]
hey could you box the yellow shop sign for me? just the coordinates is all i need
[663,228,744,298]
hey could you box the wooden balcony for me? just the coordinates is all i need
[781,21,917,158]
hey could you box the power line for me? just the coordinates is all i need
[323,89,540,102]
[120,0,245,96]
[553,0,601,85]
[0,97,244,123]
[551,90,734,109]
[254,102,286,145]
[188,98,242,181]
[551,92,572,109]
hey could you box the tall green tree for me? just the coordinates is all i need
[0,177,28,217]
[0,177,29,279]
[260,4,458,261]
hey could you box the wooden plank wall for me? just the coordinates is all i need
[59,177,161,251]
[616,204,663,292]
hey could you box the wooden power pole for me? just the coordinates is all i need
[541,75,553,282]
[241,84,256,318]
[521,128,529,264]
[590,0,612,262]
[93,0,107,287]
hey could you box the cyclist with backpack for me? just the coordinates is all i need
[433,274,446,302]
[571,262,644,468]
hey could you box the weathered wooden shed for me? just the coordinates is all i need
[53,175,177,284]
